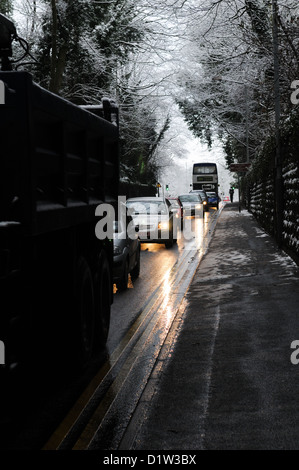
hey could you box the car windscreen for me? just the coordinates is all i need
[179,195,200,202]
[127,200,168,215]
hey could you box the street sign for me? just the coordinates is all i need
[229,163,251,173]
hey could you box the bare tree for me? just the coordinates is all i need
[174,0,299,165]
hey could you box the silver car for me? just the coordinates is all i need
[178,193,204,218]
[189,189,209,212]
[126,197,176,248]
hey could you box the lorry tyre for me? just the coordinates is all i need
[94,252,111,349]
[75,256,95,369]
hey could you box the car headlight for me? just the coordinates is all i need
[158,221,169,230]
[113,245,122,255]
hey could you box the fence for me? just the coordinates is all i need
[243,131,299,264]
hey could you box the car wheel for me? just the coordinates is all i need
[118,258,129,290]
[165,228,174,248]
[131,246,140,280]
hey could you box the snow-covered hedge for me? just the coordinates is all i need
[282,160,299,255]
[245,171,275,236]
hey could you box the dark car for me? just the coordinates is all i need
[206,191,220,210]
[126,196,175,248]
[113,213,141,290]
[178,193,204,218]
[189,189,209,212]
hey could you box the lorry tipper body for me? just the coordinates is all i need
[0,71,119,379]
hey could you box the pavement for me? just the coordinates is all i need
[122,203,299,451]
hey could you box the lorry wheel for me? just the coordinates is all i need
[94,252,111,349]
[75,256,95,369]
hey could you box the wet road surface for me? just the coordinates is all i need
[108,210,218,353]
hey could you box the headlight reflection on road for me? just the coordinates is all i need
[182,217,205,249]
[194,217,205,250]
[178,211,216,258]
[160,268,175,330]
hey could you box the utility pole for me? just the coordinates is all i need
[272,0,283,248]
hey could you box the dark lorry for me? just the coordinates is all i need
[0,71,119,381]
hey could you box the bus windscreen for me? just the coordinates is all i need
[193,164,217,175]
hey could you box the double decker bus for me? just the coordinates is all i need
[192,162,218,192]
